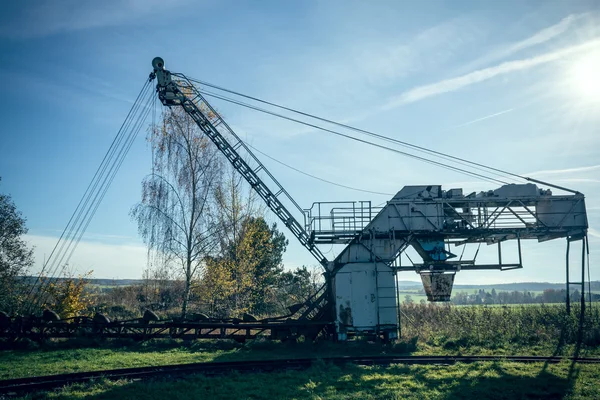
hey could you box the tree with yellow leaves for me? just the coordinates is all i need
[198,216,287,317]
[42,270,93,319]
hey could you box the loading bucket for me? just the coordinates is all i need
[420,272,455,301]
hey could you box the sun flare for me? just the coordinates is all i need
[570,51,600,101]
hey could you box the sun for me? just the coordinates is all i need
[570,51,600,101]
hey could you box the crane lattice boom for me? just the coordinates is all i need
[151,57,328,267]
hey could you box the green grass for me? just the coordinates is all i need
[2,335,600,382]
[2,304,600,381]
[0,339,418,380]
[0,340,223,380]
[3,304,600,399]
[14,360,600,399]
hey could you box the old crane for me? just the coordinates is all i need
[151,57,588,341]
[1,58,589,343]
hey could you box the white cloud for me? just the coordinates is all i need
[589,228,600,238]
[351,16,479,84]
[526,164,600,176]
[0,0,192,38]
[551,179,600,184]
[463,14,586,71]
[505,15,583,53]
[25,234,147,279]
[382,38,600,109]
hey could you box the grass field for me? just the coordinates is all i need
[11,359,600,399]
[3,337,600,382]
[2,304,600,399]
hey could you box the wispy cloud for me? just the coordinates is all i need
[462,14,586,71]
[526,164,600,177]
[352,16,480,84]
[0,0,192,38]
[588,228,600,239]
[382,38,600,109]
[453,108,514,128]
[551,179,600,184]
[25,234,147,279]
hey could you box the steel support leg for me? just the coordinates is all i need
[566,238,570,314]
[581,235,586,316]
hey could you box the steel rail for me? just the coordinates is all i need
[2,355,599,394]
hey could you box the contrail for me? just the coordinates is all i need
[383,38,600,109]
[454,108,514,128]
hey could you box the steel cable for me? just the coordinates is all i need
[25,80,153,313]
[34,87,155,310]
[197,88,509,186]
[182,75,527,184]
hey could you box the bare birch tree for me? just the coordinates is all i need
[131,108,221,317]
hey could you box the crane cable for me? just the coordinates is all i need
[195,87,510,186]
[243,141,395,196]
[182,76,527,184]
[29,84,154,312]
[22,79,152,310]
[25,79,154,313]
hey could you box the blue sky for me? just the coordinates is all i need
[0,0,599,284]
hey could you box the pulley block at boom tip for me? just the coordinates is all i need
[152,57,165,70]
[150,57,329,269]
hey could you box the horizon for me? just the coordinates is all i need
[21,275,600,287]
[1,1,598,285]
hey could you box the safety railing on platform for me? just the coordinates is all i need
[305,201,382,243]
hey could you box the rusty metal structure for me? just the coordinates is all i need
[0,58,590,342]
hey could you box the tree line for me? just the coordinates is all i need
[450,288,588,305]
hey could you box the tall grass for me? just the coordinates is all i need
[400,303,600,349]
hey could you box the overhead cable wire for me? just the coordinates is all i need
[36,87,155,310]
[243,141,395,196]
[29,81,154,310]
[197,88,510,186]
[51,87,153,277]
[61,89,155,270]
[32,88,154,311]
[24,80,152,312]
[183,75,526,184]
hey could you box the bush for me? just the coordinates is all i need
[399,303,600,348]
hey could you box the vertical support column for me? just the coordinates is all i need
[395,269,401,339]
[517,234,522,266]
[581,235,586,315]
[566,237,571,314]
[586,235,592,308]
[374,260,380,336]
[497,241,502,265]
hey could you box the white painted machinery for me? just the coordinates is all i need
[151,58,589,341]
[306,184,588,340]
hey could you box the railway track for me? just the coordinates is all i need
[2,355,598,395]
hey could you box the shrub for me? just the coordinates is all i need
[399,303,600,348]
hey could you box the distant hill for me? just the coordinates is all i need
[20,277,144,287]
[396,280,422,287]
[86,278,144,286]
[398,281,600,292]
[22,276,599,292]
[453,281,600,292]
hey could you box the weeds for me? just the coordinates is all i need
[400,303,600,349]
